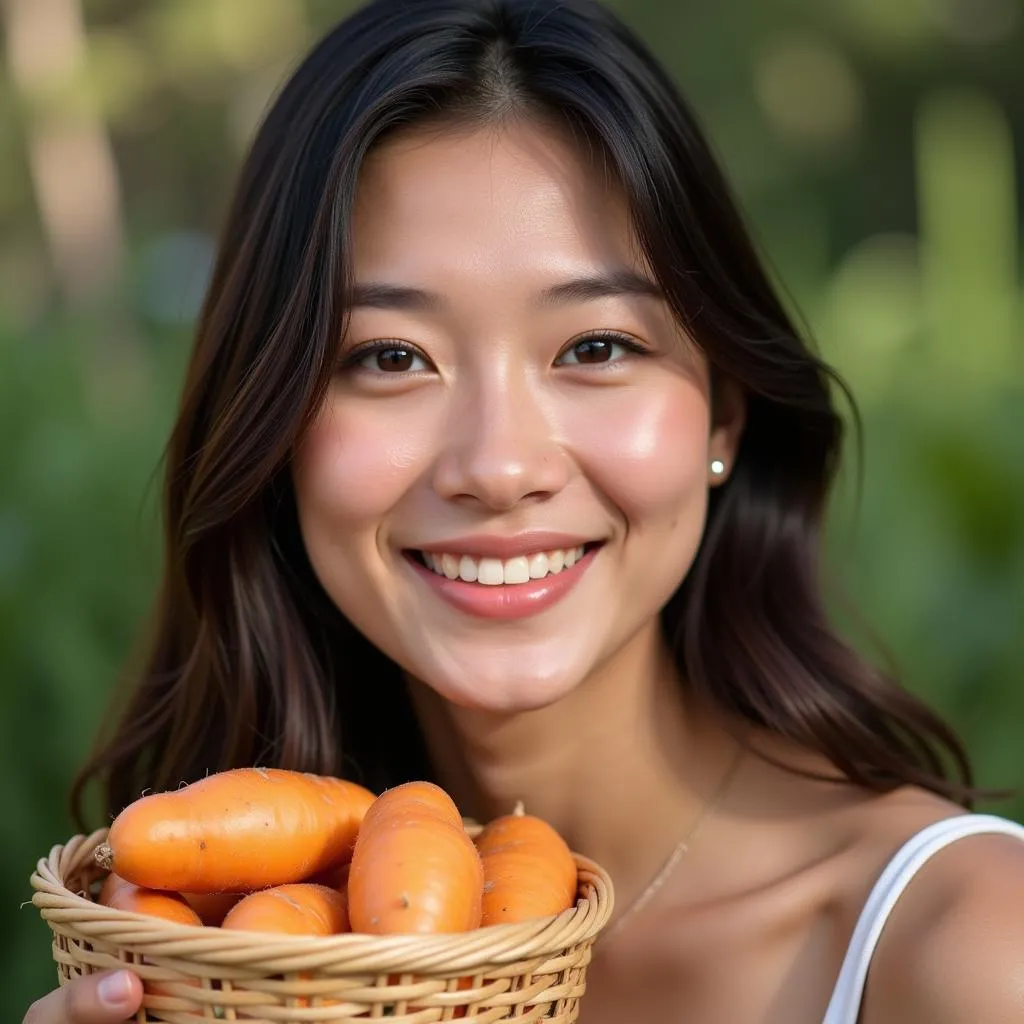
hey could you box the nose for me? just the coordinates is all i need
[431,373,570,511]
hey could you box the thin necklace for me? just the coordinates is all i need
[600,740,745,942]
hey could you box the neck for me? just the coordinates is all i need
[406,621,741,915]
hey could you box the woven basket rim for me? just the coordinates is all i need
[31,828,614,974]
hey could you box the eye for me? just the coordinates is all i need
[556,331,646,366]
[345,341,431,374]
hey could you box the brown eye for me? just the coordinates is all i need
[571,337,614,363]
[347,343,428,373]
[557,332,644,367]
[374,347,415,371]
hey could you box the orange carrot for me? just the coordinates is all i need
[221,883,349,935]
[348,782,483,934]
[98,873,205,1011]
[221,884,349,1016]
[475,802,577,925]
[98,872,202,927]
[364,780,464,827]
[97,767,376,892]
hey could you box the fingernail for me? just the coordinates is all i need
[97,970,134,1008]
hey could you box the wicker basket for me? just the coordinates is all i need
[30,827,614,1023]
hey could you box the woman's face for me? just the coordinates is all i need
[292,121,742,711]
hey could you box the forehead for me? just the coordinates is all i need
[350,120,643,280]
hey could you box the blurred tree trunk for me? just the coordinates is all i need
[2,0,125,305]
[1,0,151,417]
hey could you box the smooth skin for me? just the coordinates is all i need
[28,121,1024,1022]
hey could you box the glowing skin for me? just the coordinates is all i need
[292,122,742,712]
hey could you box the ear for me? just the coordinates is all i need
[707,376,746,487]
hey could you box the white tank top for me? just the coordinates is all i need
[821,812,1024,1023]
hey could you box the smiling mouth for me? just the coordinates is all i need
[408,543,602,586]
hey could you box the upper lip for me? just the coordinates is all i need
[411,532,600,560]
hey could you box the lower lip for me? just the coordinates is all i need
[406,548,599,620]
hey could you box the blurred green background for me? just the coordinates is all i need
[1,0,1021,1013]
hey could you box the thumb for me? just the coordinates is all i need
[28,969,144,1023]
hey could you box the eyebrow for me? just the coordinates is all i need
[346,268,664,311]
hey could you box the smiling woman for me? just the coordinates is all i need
[26,1,1024,1023]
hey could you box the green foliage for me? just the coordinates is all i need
[816,90,1024,814]
[2,0,1022,1015]
[0,319,187,1005]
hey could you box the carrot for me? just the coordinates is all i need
[222,885,349,1017]
[221,883,349,935]
[223,884,350,1019]
[97,872,202,927]
[98,873,205,1012]
[96,767,376,892]
[348,781,483,934]
[366,780,464,826]
[475,802,577,925]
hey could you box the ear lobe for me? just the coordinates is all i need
[708,376,746,486]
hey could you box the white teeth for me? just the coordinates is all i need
[420,545,591,585]
[503,556,530,585]
[477,558,504,586]
[528,552,549,579]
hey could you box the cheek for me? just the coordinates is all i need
[568,379,711,521]
[292,398,435,530]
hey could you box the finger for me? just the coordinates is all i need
[26,969,144,1023]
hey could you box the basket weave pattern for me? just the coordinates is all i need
[31,828,613,1023]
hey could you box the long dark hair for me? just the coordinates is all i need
[73,0,979,825]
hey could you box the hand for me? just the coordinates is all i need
[24,969,143,1023]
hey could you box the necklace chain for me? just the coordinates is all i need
[600,741,745,942]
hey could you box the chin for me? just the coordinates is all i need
[416,654,587,714]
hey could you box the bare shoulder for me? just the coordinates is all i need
[862,817,1024,1024]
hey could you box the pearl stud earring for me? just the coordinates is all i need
[710,458,726,476]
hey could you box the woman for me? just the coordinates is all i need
[25,0,1024,1021]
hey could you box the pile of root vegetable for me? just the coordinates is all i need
[94,768,579,937]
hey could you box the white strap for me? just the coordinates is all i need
[821,813,1024,1024]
